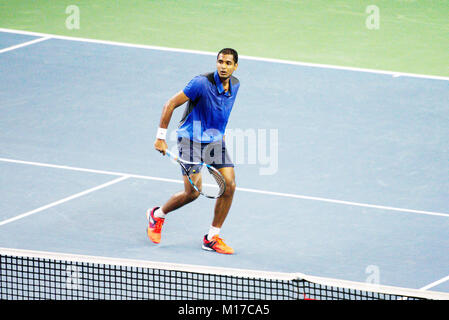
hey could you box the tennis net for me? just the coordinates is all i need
[1,247,448,300]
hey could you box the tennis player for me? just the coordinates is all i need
[149,48,240,254]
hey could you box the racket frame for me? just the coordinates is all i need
[165,150,226,199]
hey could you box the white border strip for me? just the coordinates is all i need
[0,175,129,226]
[0,157,448,218]
[0,247,448,300]
[0,36,51,54]
[0,28,448,81]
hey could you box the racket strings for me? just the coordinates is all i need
[207,167,226,195]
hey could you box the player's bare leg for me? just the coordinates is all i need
[212,167,236,228]
[161,173,201,213]
[202,167,236,254]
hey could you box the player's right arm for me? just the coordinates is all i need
[154,90,190,155]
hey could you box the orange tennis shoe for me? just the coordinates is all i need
[146,207,165,244]
[202,235,234,254]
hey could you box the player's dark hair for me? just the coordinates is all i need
[217,48,238,64]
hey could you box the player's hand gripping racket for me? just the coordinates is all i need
[165,150,226,199]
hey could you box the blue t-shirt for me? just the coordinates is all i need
[177,71,240,143]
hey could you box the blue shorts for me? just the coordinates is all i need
[177,137,234,175]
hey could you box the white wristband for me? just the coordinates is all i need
[156,127,167,140]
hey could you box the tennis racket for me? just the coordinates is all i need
[165,149,226,199]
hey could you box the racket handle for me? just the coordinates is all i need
[165,150,177,160]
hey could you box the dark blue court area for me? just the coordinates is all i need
[1,30,448,294]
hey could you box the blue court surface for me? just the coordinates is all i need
[1,30,448,294]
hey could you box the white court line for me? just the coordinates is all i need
[0,175,129,226]
[0,28,448,81]
[235,187,449,218]
[0,157,183,185]
[420,275,449,291]
[0,36,51,54]
[1,157,448,218]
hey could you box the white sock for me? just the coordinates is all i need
[207,226,220,241]
[154,207,166,219]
